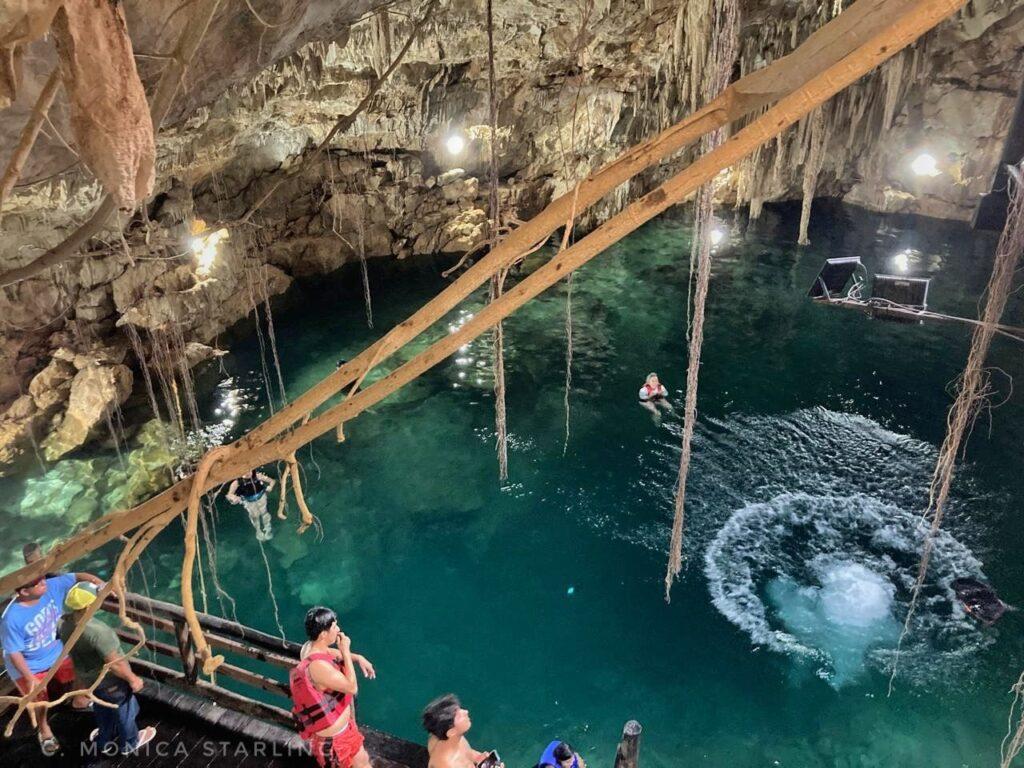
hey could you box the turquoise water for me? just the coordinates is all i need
[4,202,1024,767]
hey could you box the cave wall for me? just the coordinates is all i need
[0,0,1022,472]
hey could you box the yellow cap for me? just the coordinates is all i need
[65,581,99,611]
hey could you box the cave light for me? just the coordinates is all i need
[910,152,940,177]
[190,225,230,277]
[446,133,466,155]
[711,227,725,246]
[892,249,911,273]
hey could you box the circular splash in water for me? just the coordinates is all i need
[705,493,991,687]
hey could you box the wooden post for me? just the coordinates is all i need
[173,619,199,685]
[614,720,642,768]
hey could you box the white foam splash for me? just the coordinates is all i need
[705,493,990,687]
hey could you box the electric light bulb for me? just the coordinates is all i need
[893,250,911,272]
[446,134,466,155]
[191,227,229,277]
[910,153,940,177]
[711,228,725,245]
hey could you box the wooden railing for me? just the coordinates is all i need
[100,592,301,728]
[99,592,429,767]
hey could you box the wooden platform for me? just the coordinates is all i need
[3,680,427,768]
[1,593,427,768]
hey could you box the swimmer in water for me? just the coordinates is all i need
[638,372,672,423]
[226,469,276,541]
[537,741,587,768]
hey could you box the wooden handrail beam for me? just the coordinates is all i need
[103,593,301,656]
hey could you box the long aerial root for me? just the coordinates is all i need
[181,446,231,677]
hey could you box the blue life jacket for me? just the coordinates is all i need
[539,741,578,768]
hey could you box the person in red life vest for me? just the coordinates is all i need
[290,606,376,768]
[638,372,672,423]
[422,693,503,768]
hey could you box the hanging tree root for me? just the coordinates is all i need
[0,66,61,213]
[181,446,230,678]
[888,161,1024,696]
[485,0,510,484]
[279,452,315,533]
[1002,672,1024,768]
[0,0,970,598]
[276,461,291,520]
[664,0,740,601]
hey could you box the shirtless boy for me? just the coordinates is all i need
[422,694,501,768]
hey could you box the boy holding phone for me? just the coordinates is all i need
[422,694,502,768]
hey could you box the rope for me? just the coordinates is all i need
[665,0,739,602]
[256,538,287,644]
[1002,671,1024,768]
[562,272,574,457]
[486,0,509,483]
[888,166,1024,695]
[357,213,374,328]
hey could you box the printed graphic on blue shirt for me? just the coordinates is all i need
[1,573,75,678]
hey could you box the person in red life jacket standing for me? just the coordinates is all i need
[290,606,377,768]
[638,372,672,423]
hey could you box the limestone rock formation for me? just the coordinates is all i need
[52,0,155,210]
[41,362,132,461]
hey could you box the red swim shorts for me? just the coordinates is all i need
[310,720,366,768]
[14,656,76,701]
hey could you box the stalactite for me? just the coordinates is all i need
[683,0,712,112]
[52,0,155,210]
[369,9,393,79]
[881,49,907,131]
[797,108,827,245]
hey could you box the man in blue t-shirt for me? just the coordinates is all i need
[2,569,104,755]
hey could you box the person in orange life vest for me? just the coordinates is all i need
[638,372,672,422]
[422,694,503,768]
[291,606,376,768]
